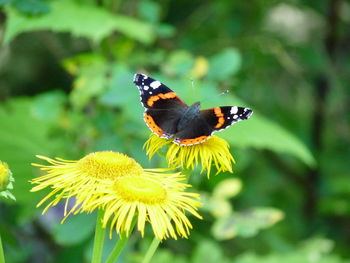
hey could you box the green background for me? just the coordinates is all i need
[0,0,349,262]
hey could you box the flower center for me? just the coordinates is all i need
[77,151,143,179]
[114,176,167,204]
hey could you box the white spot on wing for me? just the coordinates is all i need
[150,81,161,89]
[231,106,238,114]
[144,86,149,90]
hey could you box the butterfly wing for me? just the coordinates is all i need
[133,74,188,109]
[174,117,213,145]
[200,106,253,131]
[133,74,188,138]
[174,106,253,145]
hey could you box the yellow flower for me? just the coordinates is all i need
[85,173,202,240]
[144,134,235,177]
[30,151,202,240]
[0,160,15,200]
[31,151,143,215]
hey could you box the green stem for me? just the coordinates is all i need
[91,209,106,263]
[0,233,5,263]
[105,219,137,263]
[140,168,191,263]
[105,234,129,263]
[141,238,161,263]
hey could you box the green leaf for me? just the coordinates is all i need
[53,213,95,245]
[212,207,284,240]
[63,54,109,109]
[207,48,242,81]
[138,0,161,23]
[0,0,14,6]
[99,65,144,124]
[4,0,155,44]
[0,98,64,205]
[156,23,176,38]
[32,91,66,122]
[213,178,242,200]
[207,198,233,219]
[13,0,50,15]
[220,112,316,167]
[234,238,345,263]
[163,50,194,76]
[192,240,227,263]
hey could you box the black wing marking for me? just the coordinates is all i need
[145,108,184,136]
[133,74,188,109]
[174,117,213,145]
[200,106,253,132]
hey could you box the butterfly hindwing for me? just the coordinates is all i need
[173,116,212,145]
[173,106,253,146]
[144,108,184,138]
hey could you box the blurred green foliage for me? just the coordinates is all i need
[0,0,349,262]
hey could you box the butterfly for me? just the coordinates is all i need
[133,73,253,146]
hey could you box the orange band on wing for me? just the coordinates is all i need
[177,136,209,146]
[214,107,225,129]
[144,113,164,137]
[147,92,178,107]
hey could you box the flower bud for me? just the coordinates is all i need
[0,161,11,191]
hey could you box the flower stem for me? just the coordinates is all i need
[91,209,106,263]
[105,219,137,263]
[105,234,129,263]
[141,238,161,263]
[0,233,5,263]
[140,169,191,263]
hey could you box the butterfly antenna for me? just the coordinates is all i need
[199,89,230,105]
[210,89,230,99]
[189,78,229,104]
[220,89,230,96]
[190,78,195,90]
[189,78,198,98]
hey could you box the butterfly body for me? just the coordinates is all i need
[177,102,201,131]
[133,73,253,146]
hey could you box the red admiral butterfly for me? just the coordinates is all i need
[133,74,253,146]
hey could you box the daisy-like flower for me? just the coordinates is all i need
[0,160,15,200]
[31,151,144,215]
[30,151,202,240]
[144,134,235,177]
[84,173,202,240]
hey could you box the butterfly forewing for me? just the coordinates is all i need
[133,74,188,109]
[200,106,253,131]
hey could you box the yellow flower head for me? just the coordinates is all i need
[31,151,202,240]
[144,134,235,177]
[31,151,144,215]
[85,173,202,240]
[0,160,15,200]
